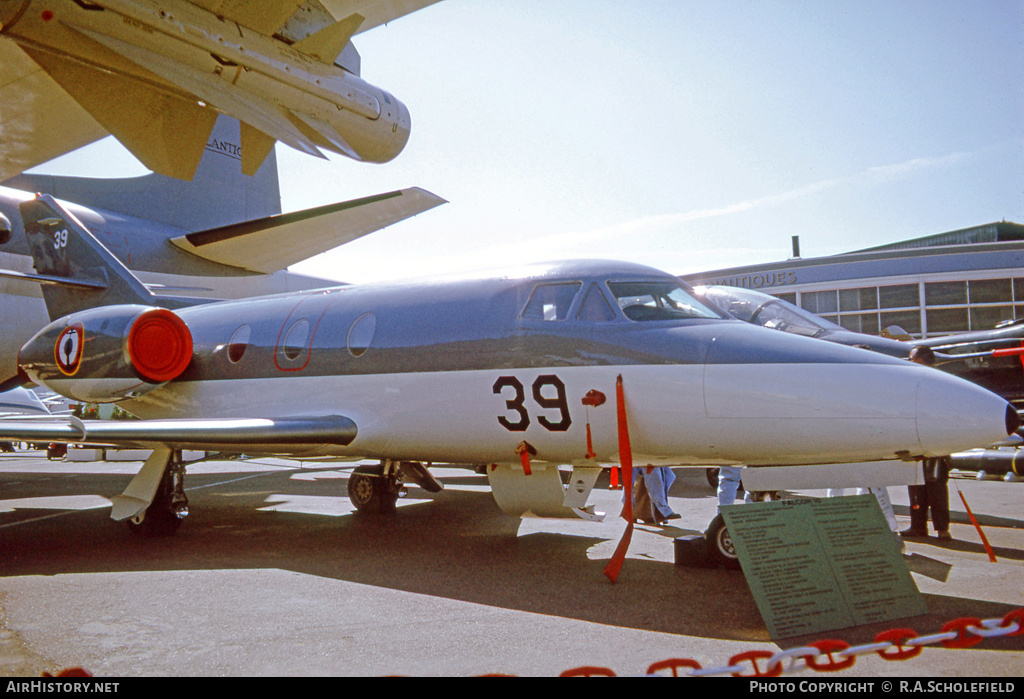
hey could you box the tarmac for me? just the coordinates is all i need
[0,449,1021,677]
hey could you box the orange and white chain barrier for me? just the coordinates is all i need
[556,607,1024,677]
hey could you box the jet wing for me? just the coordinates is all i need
[188,1,308,36]
[0,415,357,452]
[0,40,108,181]
[0,2,441,181]
[185,1,442,39]
[320,1,444,34]
[170,187,447,273]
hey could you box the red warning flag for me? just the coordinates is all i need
[603,375,634,583]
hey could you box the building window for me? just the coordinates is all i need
[881,310,921,335]
[927,307,968,335]
[839,287,877,311]
[970,279,1012,304]
[801,290,837,314]
[1014,278,1024,302]
[925,281,967,306]
[729,271,1022,340]
[839,312,879,335]
[878,284,919,310]
[970,305,1015,330]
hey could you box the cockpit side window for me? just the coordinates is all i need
[608,281,726,321]
[576,283,617,322]
[521,282,582,321]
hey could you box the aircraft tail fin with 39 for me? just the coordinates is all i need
[17,194,181,320]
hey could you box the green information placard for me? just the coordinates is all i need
[721,495,926,639]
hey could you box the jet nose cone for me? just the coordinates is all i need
[916,370,1017,455]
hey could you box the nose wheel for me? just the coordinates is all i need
[347,462,405,514]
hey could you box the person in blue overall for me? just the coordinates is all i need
[633,466,680,523]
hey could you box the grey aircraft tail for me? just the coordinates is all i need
[15,194,199,321]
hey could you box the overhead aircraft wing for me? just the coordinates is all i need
[0,415,357,452]
[15,40,220,182]
[188,1,306,35]
[170,187,447,273]
[320,1,444,34]
[188,1,443,37]
[0,1,440,181]
[0,40,108,181]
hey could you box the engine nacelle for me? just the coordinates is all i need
[19,305,193,403]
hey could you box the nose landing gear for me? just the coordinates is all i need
[347,460,444,514]
[124,449,189,538]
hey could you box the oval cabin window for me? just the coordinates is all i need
[227,325,251,363]
[283,319,310,361]
[347,313,376,357]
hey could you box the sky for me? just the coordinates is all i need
[29,0,1024,284]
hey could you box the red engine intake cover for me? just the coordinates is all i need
[127,309,193,383]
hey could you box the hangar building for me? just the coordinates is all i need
[682,221,1024,339]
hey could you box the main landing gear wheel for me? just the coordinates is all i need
[705,513,741,569]
[347,463,404,514]
[127,457,188,538]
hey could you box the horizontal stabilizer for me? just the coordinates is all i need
[171,188,447,273]
[0,415,357,452]
[0,267,108,290]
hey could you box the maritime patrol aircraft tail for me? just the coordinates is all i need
[3,116,282,232]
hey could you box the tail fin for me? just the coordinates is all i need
[19,194,156,319]
[4,117,281,231]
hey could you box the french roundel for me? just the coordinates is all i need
[55,323,84,376]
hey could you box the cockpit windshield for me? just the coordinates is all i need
[752,301,827,337]
[697,286,841,337]
[608,281,727,322]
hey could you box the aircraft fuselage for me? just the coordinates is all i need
[24,260,1017,467]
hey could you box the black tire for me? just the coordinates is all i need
[705,468,719,488]
[705,513,740,569]
[347,465,397,514]
[126,484,183,538]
